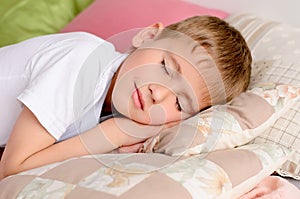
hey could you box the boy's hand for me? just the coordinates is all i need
[100,117,165,147]
[0,106,57,179]
[0,107,181,179]
[114,117,180,145]
[116,119,180,153]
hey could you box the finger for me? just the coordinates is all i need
[114,118,164,139]
[118,142,144,153]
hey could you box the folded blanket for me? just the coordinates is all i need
[239,176,300,199]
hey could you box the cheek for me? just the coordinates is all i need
[111,77,133,116]
[149,105,167,124]
[148,104,182,124]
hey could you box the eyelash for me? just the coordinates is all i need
[161,59,170,76]
[162,59,181,111]
[176,97,182,112]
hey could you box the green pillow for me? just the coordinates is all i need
[0,0,94,47]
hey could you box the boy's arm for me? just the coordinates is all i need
[0,106,163,179]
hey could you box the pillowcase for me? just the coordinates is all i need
[0,144,291,199]
[139,83,299,156]
[0,0,94,47]
[226,14,300,180]
[60,0,229,52]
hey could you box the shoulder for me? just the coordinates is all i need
[57,32,105,43]
[15,32,114,55]
[44,32,110,50]
[24,32,118,68]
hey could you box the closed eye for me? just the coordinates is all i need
[161,59,170,76]
[176,97,182,112]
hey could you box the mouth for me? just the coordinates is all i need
[132,83,144,110]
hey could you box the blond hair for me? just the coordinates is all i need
[160,16,252,104]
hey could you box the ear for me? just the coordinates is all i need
[132,22,164,48]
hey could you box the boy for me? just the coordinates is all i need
[0,16,251,179]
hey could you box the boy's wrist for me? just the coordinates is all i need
[107,117,165,146]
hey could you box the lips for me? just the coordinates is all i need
[132,83,144,110]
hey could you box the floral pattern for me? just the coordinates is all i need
[17,178,75,199]
[160,156,232,198]
[78,161,154,196]
[239,143,291,169]
[250,83,300,111]
[13,144,291,199]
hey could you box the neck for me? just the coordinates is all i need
[101,67,121,117]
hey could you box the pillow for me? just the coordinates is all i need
[226,14,300,180]
[139,83,299,156]
[60,0,229,52]
[0,0,94,47]
[0,144,291,199]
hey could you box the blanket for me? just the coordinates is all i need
[239,176,300,199]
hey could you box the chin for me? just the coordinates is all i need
[128,113,152,125]
[133,115,167,125]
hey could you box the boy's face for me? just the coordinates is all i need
[112,31,213,125]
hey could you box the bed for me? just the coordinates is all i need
[0,0,299,198]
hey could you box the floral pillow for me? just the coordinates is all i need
[139,83,299,157]
[0,144,291,199]
[227,14,300,180]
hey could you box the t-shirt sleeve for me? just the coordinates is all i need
[17,32,115,140]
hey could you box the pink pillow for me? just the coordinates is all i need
[61,0,229,52]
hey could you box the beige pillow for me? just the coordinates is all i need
[0,144,291,199]
[138,14,300,181]
[139,83,299,156]
[227,13,300,180]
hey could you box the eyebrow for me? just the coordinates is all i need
[191,44,198,54]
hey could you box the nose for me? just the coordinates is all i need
[148,83,173,104]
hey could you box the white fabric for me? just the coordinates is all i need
[0,32,127,145]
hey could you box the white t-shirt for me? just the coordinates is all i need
[0,32,127,146]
